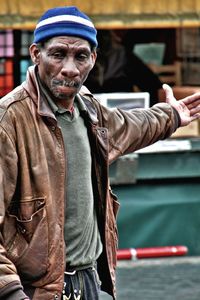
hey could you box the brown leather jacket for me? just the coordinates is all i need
[0,66,179,300]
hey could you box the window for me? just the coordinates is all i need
[0,30,33,98]
[0,30,14,96]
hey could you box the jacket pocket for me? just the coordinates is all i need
[5,197,48,282]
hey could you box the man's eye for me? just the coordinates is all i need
[52,52,64,59]
[77,53,89,60]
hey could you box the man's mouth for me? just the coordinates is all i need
[52,79,79,88]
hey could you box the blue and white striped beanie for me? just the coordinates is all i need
[34,6,98,47]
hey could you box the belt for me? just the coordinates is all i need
[65,263,95,276]
[65,269,76,275]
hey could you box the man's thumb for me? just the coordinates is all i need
[162,84,174,103]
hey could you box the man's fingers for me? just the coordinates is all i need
[189,105,200,116]
[191,113,200,121]
[182,92,200,105]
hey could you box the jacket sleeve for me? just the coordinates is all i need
[0,121,23,297]
[96,102,180,163]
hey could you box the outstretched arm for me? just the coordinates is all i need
[162,84,200,127]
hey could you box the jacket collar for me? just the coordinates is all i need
[22,65,56,122]
[77,94,99,125]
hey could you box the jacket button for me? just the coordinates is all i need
[37,200,43,207]
[21,228,26,234]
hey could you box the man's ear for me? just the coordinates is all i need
[29,43,41,65]
[91,50,97,69]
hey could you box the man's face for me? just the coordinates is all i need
[30,36,97,102]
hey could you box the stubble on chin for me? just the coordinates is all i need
[50,79,81,99]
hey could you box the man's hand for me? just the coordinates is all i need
[162,83,200,127]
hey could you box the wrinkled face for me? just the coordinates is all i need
[30,36,97,104]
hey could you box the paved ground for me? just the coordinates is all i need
[100,256,200,300]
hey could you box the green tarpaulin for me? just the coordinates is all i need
[110,139,200,255]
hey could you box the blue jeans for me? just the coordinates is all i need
[62,267,101,300]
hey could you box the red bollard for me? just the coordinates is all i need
[117,245,188,260]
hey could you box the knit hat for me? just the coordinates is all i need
[33,6,97,47]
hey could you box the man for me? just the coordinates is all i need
[0,6,200,300]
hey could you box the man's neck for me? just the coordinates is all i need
[56,99,75,111]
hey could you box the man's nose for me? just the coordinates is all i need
[61,58,80,77]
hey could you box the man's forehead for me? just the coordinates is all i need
[46,36,91,48]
